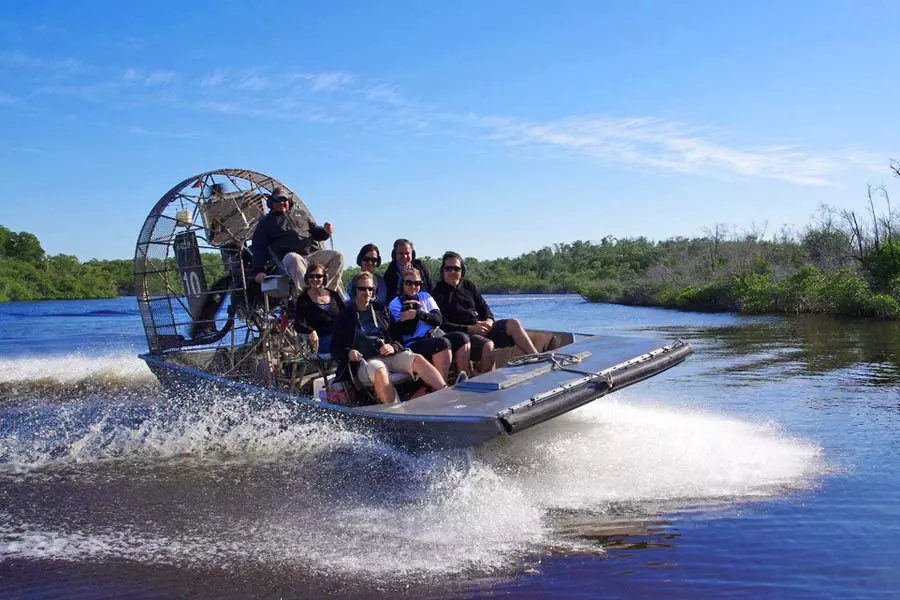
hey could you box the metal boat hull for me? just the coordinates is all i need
[140,334,691,449]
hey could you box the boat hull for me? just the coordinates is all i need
[140,335,691,449]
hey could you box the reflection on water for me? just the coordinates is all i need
[658,316,900,385]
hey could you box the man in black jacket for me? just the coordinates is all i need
[431,251,538,373]
[251,186,345,298]
[383,238,432,300]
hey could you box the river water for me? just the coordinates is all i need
[0,295,897,599]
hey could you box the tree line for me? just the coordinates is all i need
[3,162,900,319]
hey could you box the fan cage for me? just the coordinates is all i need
[133,168,311,356]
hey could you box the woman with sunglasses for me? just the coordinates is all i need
[346,243,388,305]
[331,271,447,404]
[432,251,538,373]
[293,262,345,353]
[389,267,471,382]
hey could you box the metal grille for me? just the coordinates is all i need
[133,169,313,354]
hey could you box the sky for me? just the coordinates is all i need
[1,0,899,261]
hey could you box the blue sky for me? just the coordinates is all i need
[2,0,899,261]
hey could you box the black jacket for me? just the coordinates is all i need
[294,289,345,336]
[250,206,330,275]
[383,259,433,301]
[330,301,404,381]
[430,279,494,334]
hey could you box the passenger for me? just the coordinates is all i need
[293,262,344,354]
[383,238,433,300]
[251,186,345,299]
[331,272,447,404]
[347,243,388,305]
[431,251,538,373]
[389,267,471,381]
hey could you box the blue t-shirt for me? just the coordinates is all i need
[389,291,440,346]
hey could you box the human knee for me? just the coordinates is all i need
[362,359,387,384]
[373,366,390,384]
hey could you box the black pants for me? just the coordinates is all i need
[407,330,470,359]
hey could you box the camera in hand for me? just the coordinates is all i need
[401,296,420,313]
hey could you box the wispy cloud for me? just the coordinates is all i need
[363,83,404,105]
[471,115,880,185]
[0,91,22,106]
[122,68,179,86]
[0,50,82,74]
[199,68,353,93]
[128,126,203,139]
[200,68,230,87]
[305,71,354,92]
[4,51,886,185]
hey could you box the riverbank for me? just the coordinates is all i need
[580,265,900,319]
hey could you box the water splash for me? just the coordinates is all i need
[0,381,826,578]
[0,352,158,403]
[479,398,823,506]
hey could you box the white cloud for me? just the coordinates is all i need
[7,52,888,186]
[364,83,403,105]
[472,114,882,185]
[0,50,82,73]
[235,72,271,91]
[128,126,201,139]
[200,68,230,87]
[0,91,21,105]
[122,68,178,86]
[305,71,354,92]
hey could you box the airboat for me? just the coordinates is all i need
[134,169,692,448]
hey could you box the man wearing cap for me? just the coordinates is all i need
[251,186,345,298]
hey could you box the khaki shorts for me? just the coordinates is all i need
[356,350,416,386]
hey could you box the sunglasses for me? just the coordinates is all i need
[404,280,423,287]
[443,265,462,272]
[305,273,324,280]
[271,196,289,203]
[362,257,379,263]
[357,286,375,292]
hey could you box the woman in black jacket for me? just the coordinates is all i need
[331,271,446,403]
[294,262,344,353]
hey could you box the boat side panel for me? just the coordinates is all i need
[141,354,506,449]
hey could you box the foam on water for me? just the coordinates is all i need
[0,379,826,578]
[478,397,824,506]
[0,352,157,400]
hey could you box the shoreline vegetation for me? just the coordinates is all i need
[4,166,900,319]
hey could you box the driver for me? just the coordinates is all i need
[251,186,345,298]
